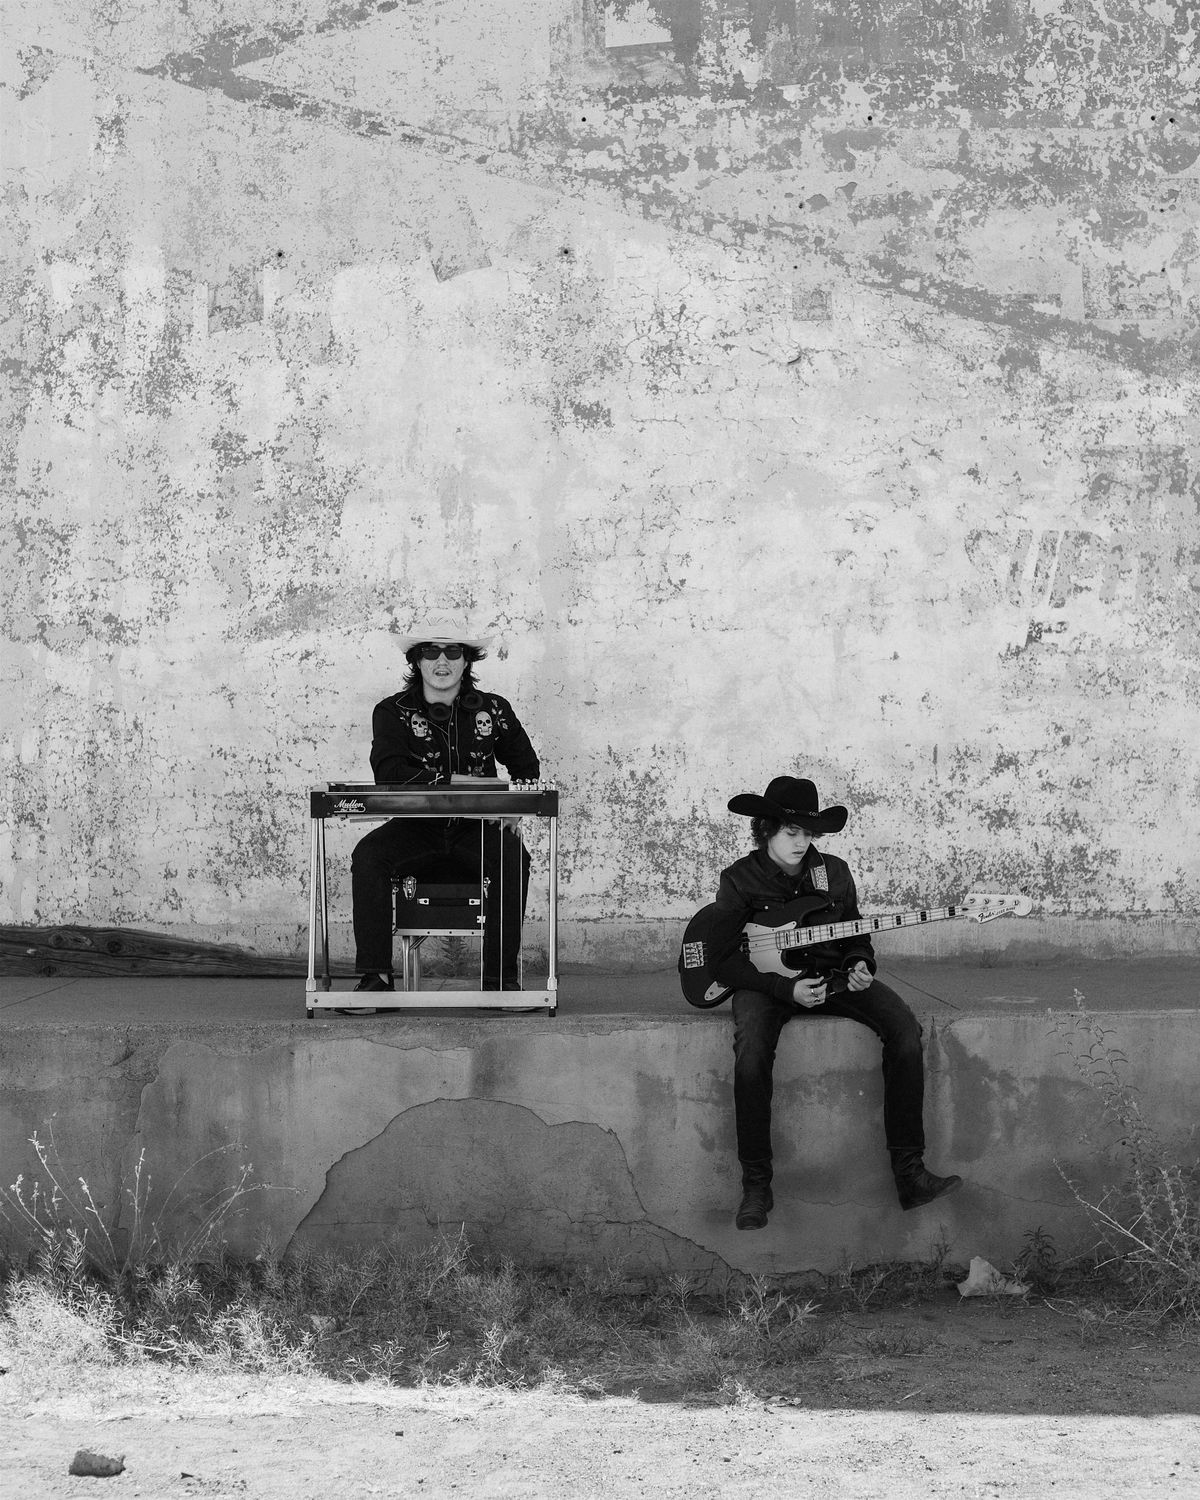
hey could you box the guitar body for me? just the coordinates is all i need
[743,897,850,978]
[678,896,843,1009]
[678,903,739,1008]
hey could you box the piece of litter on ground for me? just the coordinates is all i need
[68,1449,126,1477]
[957,1256,1030,1298]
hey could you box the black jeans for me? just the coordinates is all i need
[731,980,925,1185]
[351,817,530,984]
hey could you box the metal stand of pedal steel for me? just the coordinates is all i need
[304,780,559,1016]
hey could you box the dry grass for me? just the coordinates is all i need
[1051,999,1200,1323]
[2,1128,259,1280]
[9,1218,1181,1404]
[1,1220,966,1400]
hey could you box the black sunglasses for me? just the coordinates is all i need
[416,642,465,660]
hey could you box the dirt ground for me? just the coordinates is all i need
[3,1300,1199,1499]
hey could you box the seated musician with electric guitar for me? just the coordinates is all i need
[700,776,963,1231]
[346,612,540,1007]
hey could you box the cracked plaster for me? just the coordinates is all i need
[294,1096,725,1276]
[3,0,1200,969]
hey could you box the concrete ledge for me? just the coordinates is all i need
[2,965,1197,1280]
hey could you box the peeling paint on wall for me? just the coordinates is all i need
[4,0,1200,961]
[294,1096,721,1274]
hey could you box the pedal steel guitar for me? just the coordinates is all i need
[306,779,559,1016]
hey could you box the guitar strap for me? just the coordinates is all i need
[802,854,846,992]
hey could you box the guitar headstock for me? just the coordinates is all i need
[960,892,1033,922]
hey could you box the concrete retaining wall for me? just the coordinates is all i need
[3,1006,1196,1280]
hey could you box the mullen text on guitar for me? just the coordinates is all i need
[310,780,558,819]
[678,891,1034,1009]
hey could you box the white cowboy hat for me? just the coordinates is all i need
[393,611,493,652]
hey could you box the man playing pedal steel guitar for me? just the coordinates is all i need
[348,612,540,1003]
[711,776,962,1230]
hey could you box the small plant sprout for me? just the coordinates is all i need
[1013,1226,1060,1293]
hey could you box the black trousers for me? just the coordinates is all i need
[731,980,926,1185]
[351,817,530,984]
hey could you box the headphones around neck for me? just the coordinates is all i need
[426,691,482,723]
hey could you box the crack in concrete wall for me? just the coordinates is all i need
[292,1095,726,1275]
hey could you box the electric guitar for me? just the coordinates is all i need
[678,891,1033,1009]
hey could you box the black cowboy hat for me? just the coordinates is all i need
[727,776,848,834]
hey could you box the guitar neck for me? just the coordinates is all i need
[785,904,969,951]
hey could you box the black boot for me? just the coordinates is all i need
[735,1182,774,1231]
[891,1150,963,1212]
[336,972,393,1016]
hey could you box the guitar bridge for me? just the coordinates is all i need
[681,941,706,970]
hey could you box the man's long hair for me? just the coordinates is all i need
[401,644,486,700]
[750,816,819,849]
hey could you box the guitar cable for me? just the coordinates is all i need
[876,964,963,1012]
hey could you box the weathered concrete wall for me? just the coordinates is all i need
[2,1006,1196,1279]
[4,2,1200,965]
